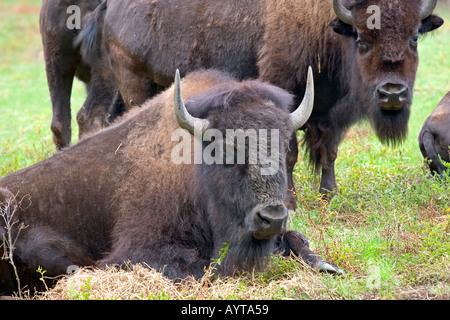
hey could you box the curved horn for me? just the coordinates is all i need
[173,69,210,135]
[290,66,314,130]
[333,0,353,25]
[419,0,437,20]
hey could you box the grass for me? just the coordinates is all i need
[0,0,85,174]
[1,1,450,300]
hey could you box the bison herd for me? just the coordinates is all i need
[0,0,447,295]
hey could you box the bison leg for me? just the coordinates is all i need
[320,164,337,200]
[285,133,299,210]
[98,244,207,280]
[419,127,447,175]
[13,225,94,288]
[303,120,341,200]
[274,230,342,274]
[319,131,342,200]
[42,49,79,150]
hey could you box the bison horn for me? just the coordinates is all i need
[419,0,437,20]
[174,69,210,135]
[333,0,353,25]
[290,66,314,131]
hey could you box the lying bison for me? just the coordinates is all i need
[40,0,122,149]
[77,0,443,202]
[0,69,339,294]
[419,91,450,175]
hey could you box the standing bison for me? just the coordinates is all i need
[40,0,122,149]
[0,69,340,294]
[419,91,450,175]
[77,0,443,202]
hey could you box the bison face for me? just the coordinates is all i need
[172,68,313,273]
[206,125,291,241]
[173,67,314,241]
[330,0,443,144]
[186,99,294,242]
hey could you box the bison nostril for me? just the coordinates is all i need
[257,210,275,224]
[259,205,287,221]
[377,88,387,99]
[257,212,271,226]
[378,87,407,99]
[377,83,409,110]
[253,204,288,240]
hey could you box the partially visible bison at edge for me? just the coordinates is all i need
[77,0,443,203]
[0,69,340,295]
[40,0,123,150]
[419,91,450,175]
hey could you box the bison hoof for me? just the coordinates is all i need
[303,252,343,275]
[51,121,70,150]
[317,260,343,275]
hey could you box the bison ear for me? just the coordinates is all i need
[419,15,444,34]
[329,18,356,37]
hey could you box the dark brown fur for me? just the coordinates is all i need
[419,92,450,175]
[77,0,443,200]
[40,0,123,149]
[0,70,323,294]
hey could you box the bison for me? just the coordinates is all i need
[40,0,123,149]
[0,69,339,295]
[76,0,443,203]
[419,91,450,175]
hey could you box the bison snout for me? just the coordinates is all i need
[251,204,288,240]
[376,82,409,111]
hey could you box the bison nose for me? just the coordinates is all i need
[252,204,288,240]
[376,82,409,111]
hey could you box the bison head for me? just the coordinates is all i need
[173,68,313,273]
[330,0,443,144]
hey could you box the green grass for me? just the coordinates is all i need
[1,1,450,300]
[0,0,86,175]
[290,5,450,299]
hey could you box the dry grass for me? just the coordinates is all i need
[34,259,340,300]
[33,257,449,300]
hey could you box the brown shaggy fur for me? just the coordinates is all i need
[419,92,450,175]
[77,0,443,198]
[40,0,122,149]
[0,70,322,294]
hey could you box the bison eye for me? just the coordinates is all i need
[410,35,419,49]
[356,37,373,54]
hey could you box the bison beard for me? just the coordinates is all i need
[370,105,410,146]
